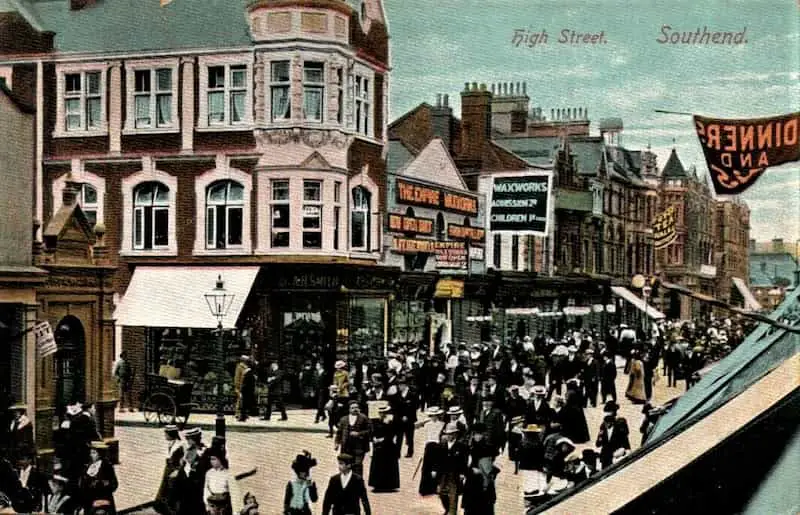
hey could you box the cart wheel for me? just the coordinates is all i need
[143,393,177,425]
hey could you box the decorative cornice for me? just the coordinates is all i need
[254,128,353,150]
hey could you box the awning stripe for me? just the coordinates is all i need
[113,266,259,329]
[732,277,762,311]
[610,286,666,320]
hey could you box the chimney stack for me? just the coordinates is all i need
[460,78,493,164]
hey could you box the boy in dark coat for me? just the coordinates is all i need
[321,453,371,515]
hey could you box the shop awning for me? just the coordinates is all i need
[113,266,259,329]
[732,277,761,311]
[611,286,666,320]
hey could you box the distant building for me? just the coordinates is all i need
[749,238,799,309]
[714,198,754,310]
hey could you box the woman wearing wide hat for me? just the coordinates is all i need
[283,451,318,515]
[417,406,445,496]
[44,473,78,514]
[78,441,118,515]
[368,406,400,493]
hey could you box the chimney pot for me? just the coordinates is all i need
[480,83,487,91]
[491,84,496,94]
[436,93,442,107]
[464,82,470,92]
[517,82,521,94]
[551,109,554,120]
[472,82,478,91]
[523,82,527,95]
[585,108,588,119]
[444,94,449,107]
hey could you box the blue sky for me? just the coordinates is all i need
[384,0,800,243]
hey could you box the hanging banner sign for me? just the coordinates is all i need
[653,206,678,249]
[447,224,485,242]
[396,178,478,216]
[693,111,800,195]
[487,172,553,235]
[388,213,434,235]
[35,321,58,358]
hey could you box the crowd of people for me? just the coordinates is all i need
[0,314,756,514]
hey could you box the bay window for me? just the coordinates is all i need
[133,182,170,249]
[270,179,290,247]
[303,62,325,122]
[355,75,370,135]
[270,61,291,121]
[206,180,244,249]
[351,186,371,251]
[303,180,322,248]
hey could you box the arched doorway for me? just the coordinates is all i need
[54,316,86,417]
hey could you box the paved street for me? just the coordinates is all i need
[115,360,685,514]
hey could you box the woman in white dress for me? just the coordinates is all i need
[203,449,242,515]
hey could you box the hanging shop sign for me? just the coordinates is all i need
[468,245,485,261]
[447,224,486,242]
[388,213,434,235]
[434,279,464,298]
[487,172,553,235]
[396,178,479,216]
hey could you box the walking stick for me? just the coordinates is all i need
[411,455,424,480]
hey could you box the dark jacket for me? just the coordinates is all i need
[390,389,418,425]
[335,414,372,457]
[596,418,631,467]
[525,399,554,429]
[475,407,506,452]
[433,440,470,494]
[322,473,371,515]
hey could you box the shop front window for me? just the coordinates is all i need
[391,300,425,347]
[349,297,385,363]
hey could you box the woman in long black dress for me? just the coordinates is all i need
[79,441,118,515]
[558,379,591,444]
[368,406,400,492]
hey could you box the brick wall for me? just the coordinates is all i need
[388,105,434,152]
[122,326,147,407]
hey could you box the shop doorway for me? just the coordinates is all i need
[54,316,86,417]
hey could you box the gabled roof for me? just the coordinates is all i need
[386,140,416,173]
[0,81,34,113]
[396,137,467,191]
[662,148,687,178]
[569,138,604,176]
[22,0,253,54]
[387,102,432,133]
[44,201,95,244]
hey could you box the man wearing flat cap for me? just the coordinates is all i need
[334,401,371,477]
[322,453,371,515]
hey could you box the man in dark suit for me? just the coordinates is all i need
[475,398,506,457]
[390,376,417,458]
[461,375,482,426]
[238,360,256,422]
[334,401,371,477]
[595,401,631,469]
[600,352,618,403]
[580,349,600,408]
[524,386,554,433]
[322,453,371,515]
[264,362,288,421]
[433,424,470,515]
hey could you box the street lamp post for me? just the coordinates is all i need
[205,274,235,438]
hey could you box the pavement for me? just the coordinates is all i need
[114,360,686,514]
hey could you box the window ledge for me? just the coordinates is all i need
[350,250,380,260]
[120,249,178,258]
[193,247,252,256]
[52,129,108,139]
[255,248,351,258]
[195,125,254,133]
[122,127,180,136]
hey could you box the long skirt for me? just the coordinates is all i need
[368,442,400,491]
[559,405,591,444]
[507,431,522,462]
[418,442,440,496]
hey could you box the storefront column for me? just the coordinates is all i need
[24,302,38,430]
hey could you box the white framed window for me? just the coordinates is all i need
[79,184,99,228]
[52,169,106,227]
[125,60,179,132]
[303,61,325,122]
[333,180,342,250]
[206,180,245,249]
[57,69,105,135]
[270,179,290,247]
[198,56,253,129]
[121,165,177,256]
[270,60,291,121]
[133,182,170,250]
[355,75,370,135]
[350,186,370,251]
[336,68,344,124]
[303,180,322,248]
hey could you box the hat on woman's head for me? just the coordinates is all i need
[90,441,108,450]
[334,360,346,369]
[426,406,443,417]
[446,406,463,416]
[603,401,620,414]
[292,451,317,474]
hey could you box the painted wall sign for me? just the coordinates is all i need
[434,241,468,269]
[396,178,478,216]
[388,213,434,235]
[488,172,553,235]
[447,223,485,242]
